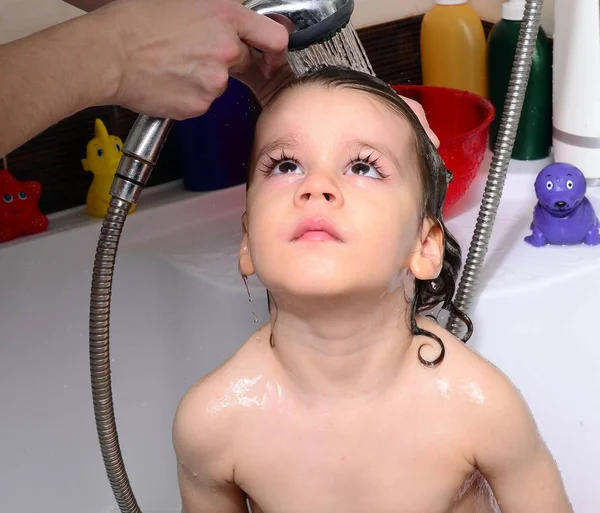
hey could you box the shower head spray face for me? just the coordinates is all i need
[244,0,374,77]
[243,0,354,51]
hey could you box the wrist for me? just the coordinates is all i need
[62,9,126,109]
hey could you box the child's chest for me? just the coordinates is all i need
[234,405,473,513]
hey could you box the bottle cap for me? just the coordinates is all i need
[435,0,467,4]
[502,0,526,20]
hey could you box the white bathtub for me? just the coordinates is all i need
[1,155,598,513]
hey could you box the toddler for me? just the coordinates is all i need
[172,67,573,513]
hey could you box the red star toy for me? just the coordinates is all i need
[0,169,49,243]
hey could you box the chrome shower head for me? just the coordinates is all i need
[243,0,354,51]
[244,0,373,77]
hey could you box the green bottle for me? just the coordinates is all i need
[487,0,552,160]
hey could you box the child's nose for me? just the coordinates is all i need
[294,171,343,207]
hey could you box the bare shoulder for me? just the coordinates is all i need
[172,329,273,513]
[172,325,273,476]
[416,316,538,438]
[417,317,548,466]
[417,315,528,405]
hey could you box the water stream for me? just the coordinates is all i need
[287,23,375,77]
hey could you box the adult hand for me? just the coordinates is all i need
[90,0,437,145]
[399,95,440,148]
[93,0,290,119]
[1,0,435,155]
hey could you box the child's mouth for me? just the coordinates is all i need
[291,217,343,242]
[296,230,339,242]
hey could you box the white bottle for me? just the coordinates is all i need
[552,0,600,182]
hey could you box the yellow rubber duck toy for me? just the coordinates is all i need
[82,119,136,217]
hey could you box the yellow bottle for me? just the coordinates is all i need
[82,119,136,218]
[420,0,488,98]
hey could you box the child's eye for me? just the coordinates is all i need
[259,152,303,177]
[346,161,381,178]
[272,160,303,175]
[345,155,389,180]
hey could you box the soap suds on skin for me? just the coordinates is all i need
[463,380,486,405]
[207,375,283,415]
[436,378,451,399]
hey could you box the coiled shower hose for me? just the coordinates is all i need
[448,0,544,336]
[89,115,173,513]
[89,1,544,511]
[90,198,139,513]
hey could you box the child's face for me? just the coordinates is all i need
[239,85,442,299]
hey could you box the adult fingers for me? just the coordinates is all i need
[400,95,440,149]
[259,47,288,79]
[228,38,254,75]
[232,3,289,54]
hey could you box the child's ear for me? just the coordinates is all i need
[408,218,444,281]
[238,212,255,277]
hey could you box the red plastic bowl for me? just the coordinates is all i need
[391,84,495,216]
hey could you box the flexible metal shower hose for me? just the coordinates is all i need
[448,0,544,336]
[88,2,543,511]
[89,197,141,513]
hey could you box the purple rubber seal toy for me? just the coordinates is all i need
[525,162,600,247]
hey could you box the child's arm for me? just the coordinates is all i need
[172,382,248,513]
[472,370,573,513]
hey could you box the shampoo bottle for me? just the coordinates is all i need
[487,0,552,160]
[420,0,487,97]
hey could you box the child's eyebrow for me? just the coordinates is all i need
[254,135,300,161]
[346,138,403,171]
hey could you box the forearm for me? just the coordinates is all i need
[0,13,121,155]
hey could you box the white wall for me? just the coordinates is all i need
[0,0,556,46]
[0,0,82,45]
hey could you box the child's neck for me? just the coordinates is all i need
[268,287,414,402]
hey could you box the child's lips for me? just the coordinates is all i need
[291,218,343,242]
[296,230,339,242]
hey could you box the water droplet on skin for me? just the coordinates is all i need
[256,336,261,344]
[242,275,254,303]
[242,275,258,322]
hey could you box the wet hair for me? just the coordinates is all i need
[248,66,473,367]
